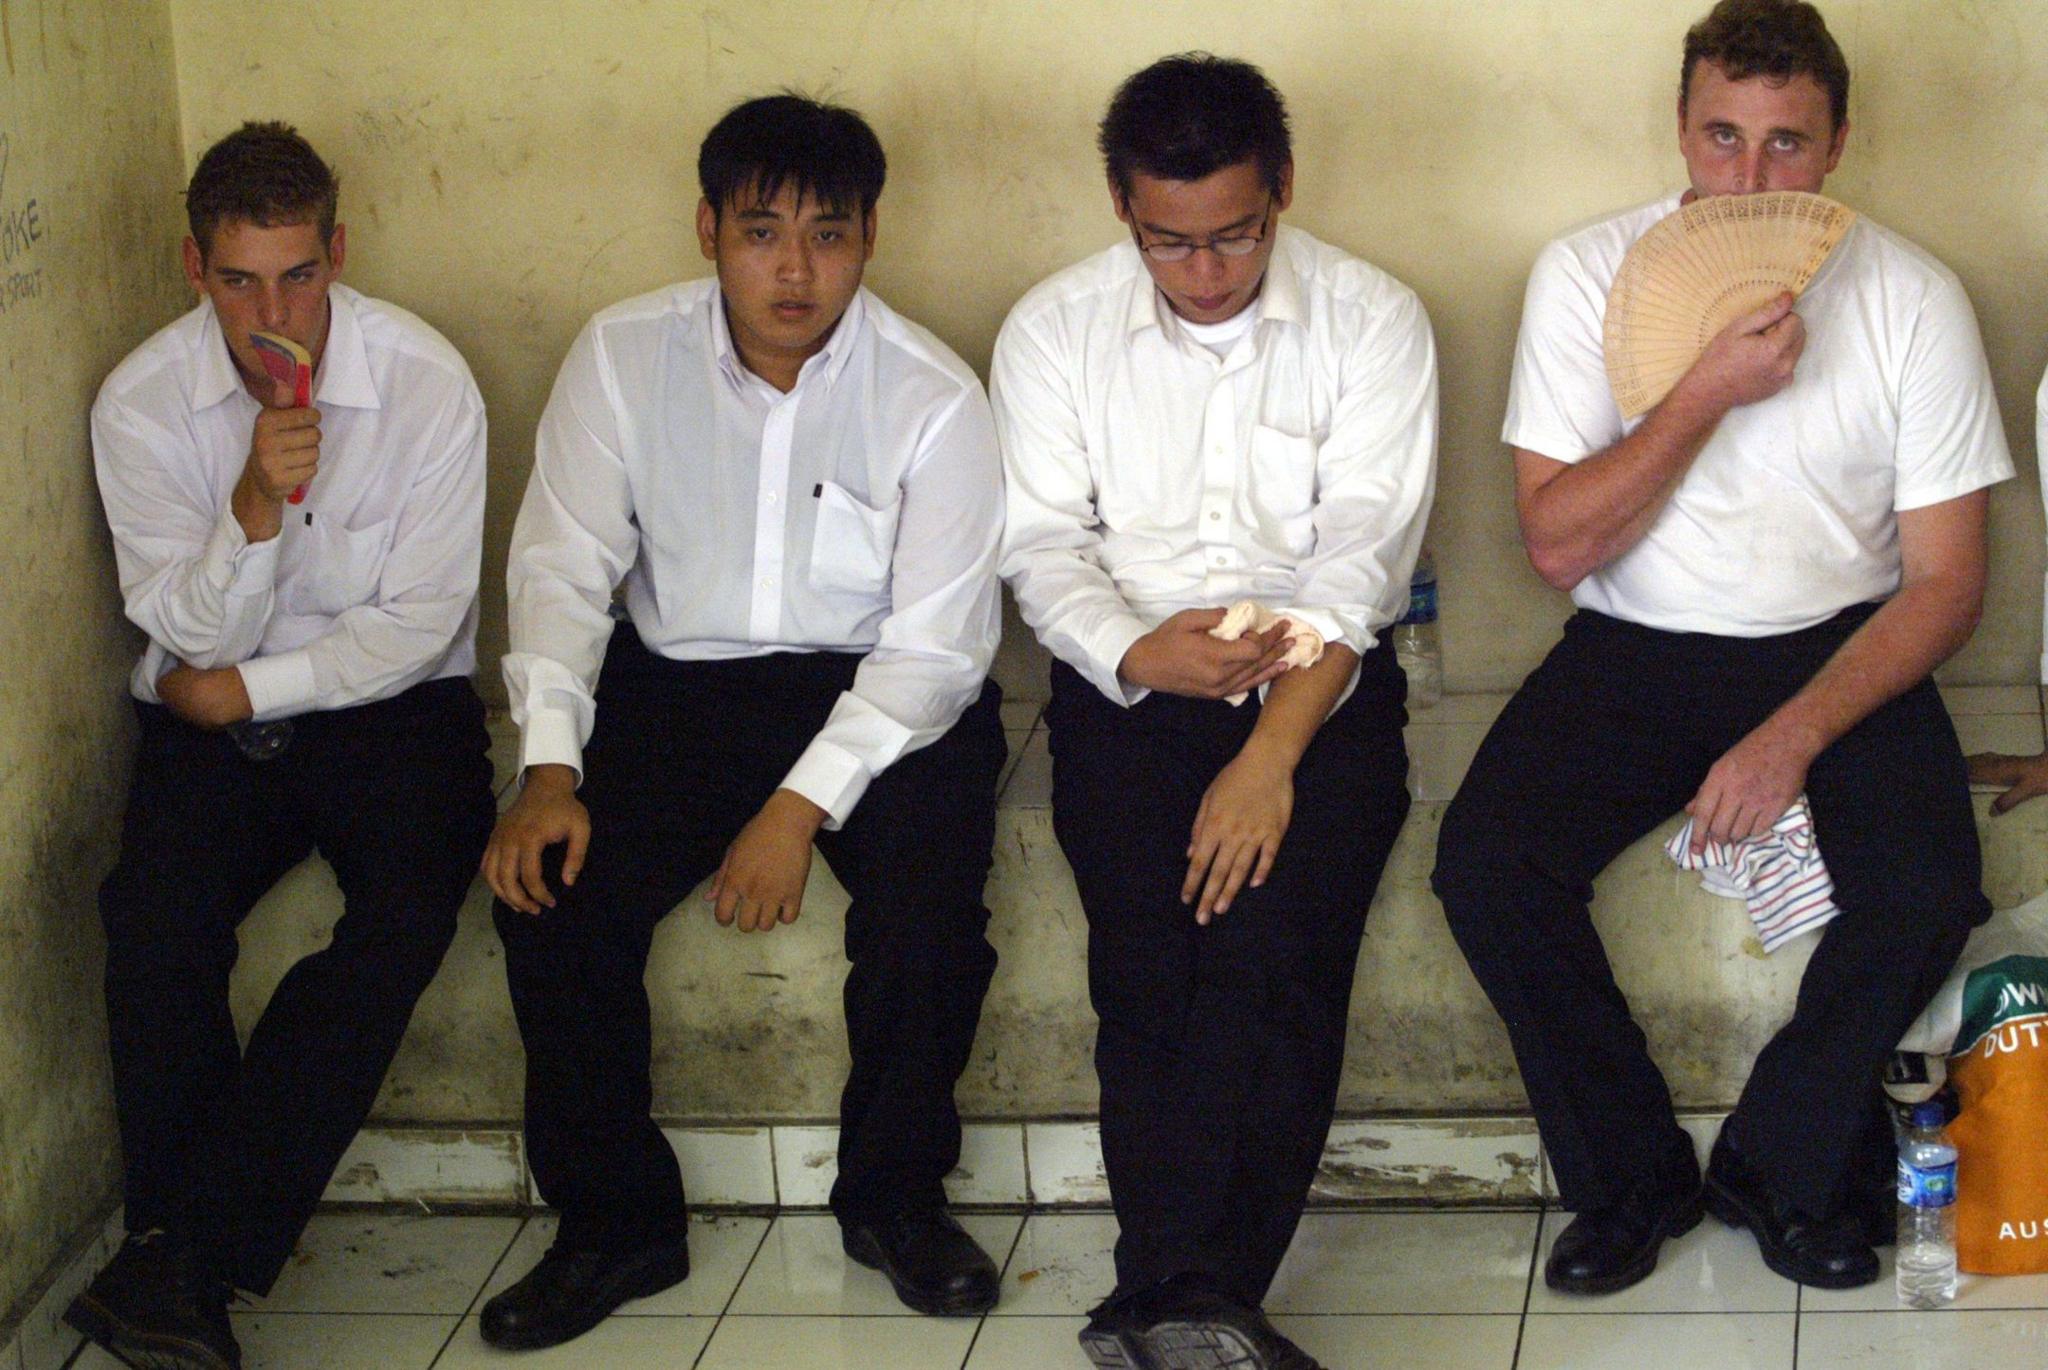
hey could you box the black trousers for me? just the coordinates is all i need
[1046,647,1410,1306]
[493,628,1005,1253]
[98,677,493,1293]
[1432,607,1989,1219]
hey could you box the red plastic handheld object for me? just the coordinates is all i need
[249,331,314,504]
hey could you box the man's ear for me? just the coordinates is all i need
[1109,175,1131,227]
[182,236,206,293]
[1273,161,1295,214]
[862,208,878,262]
[326,223,347,275]
[696,196,719,262]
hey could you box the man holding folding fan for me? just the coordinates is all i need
[1434,0,2010,1296]
[72,122,494,1370]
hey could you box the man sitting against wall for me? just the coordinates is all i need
[1434,0,2009,1296]
[995,54,1436,1370]
[69,122,494,1370]
[478,95,1008,1350]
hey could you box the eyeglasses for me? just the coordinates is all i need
[1130,198,1276,263]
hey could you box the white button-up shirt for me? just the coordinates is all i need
[92,284,485,719]
[993,225,1439,704]
[503,282,1003,828]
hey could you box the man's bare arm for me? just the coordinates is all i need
[1517,293,1804,589]
[1685,491,1988,849]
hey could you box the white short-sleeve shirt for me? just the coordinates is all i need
[1504,195,2012,637]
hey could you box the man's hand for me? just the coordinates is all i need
[1182,742,1295,924]
[1674,292,1806,416]
[709,789,827,932]
[1120,608,1294,700]
[1968,751,2048,815]
[156,662,254,729]
[1685,718,1822,854]
[483,764,590,915]
[232,378,320,543]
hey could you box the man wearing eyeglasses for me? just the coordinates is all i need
[993,53,1437,1370]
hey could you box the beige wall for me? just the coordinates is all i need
[167,0,2048,699]
[0,0,189,1327]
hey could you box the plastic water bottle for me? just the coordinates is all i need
[1896,1100,1959,1308]
[1393,549,1442,710]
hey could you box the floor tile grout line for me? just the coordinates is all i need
[691,1212,777,1369]
[957,1214,1032,1368]
[425,1211,532,1368]
[1510,1203,1544,1370]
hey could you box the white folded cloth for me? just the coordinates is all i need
[1664,795,1840,952]
[1208,601,1325,705]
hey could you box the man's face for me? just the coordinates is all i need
[1678,60,1846,198]
[182,218,345,395]
[1113,158,1292,326]
[696,182,874,389]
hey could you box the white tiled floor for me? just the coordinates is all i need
[56,1207,2048,1368]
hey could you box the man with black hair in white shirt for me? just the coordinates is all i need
[478,94,1007,1351]
[995,53,1436,1370]
[1434,0,2008,1300]
[70,121,494,1370]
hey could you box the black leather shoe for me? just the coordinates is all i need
[64,1230,242,1370]
[841,1209,999,1316]
[1705,1136,1880,1289]
[1544,1174,1705,1295]
[478,1236,691,1349]
[1125,1276,1323,1370]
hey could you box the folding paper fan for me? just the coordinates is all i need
[1604,191,1856,419]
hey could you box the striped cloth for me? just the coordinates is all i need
[1664,796,1840,952]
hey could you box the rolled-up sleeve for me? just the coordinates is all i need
[1285,287,1439,658]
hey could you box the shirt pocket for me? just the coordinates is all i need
[1244,424,1319,557]
[809,480,900,598]
[285,515,398,617]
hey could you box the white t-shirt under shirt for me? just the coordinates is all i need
[1177,305,1261,359]
[1504,194,2013,638]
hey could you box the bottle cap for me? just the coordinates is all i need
[1910,1101,1945,1128]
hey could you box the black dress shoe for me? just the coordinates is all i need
[1544,1173,1705,1295]
[478,1236,691,1350]
[1704,1136,1880,1289]
[841,1209,998,1316]
[1123,1276,1323,1370]
[64,1230,242,1370]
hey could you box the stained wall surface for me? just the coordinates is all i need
[167,0,2048,702]
[0,0,190,1329]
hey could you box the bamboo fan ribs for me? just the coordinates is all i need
[1604,191,1856,419]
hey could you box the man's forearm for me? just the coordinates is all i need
[1239,644,1360,770]
[1518,380,1727,590]
[1757,576,1982,763]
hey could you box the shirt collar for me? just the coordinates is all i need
[186,284,382,413]
[711,285,867,397]
[1120,225,1306,339]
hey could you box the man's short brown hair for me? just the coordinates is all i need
[1681,0,1850,130]
[185,121,339,260]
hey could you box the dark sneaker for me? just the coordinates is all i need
[1078,1296,1155,1369]
[841,1210,999,1316]
[478,1237,691,1350]
[1100,1275,1322,1370]
[64,1230,241,1370]
[1705,1134,1880,1289]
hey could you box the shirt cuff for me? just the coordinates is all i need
[780,739,870,831]
[1077,614,1154,708]
[519,707,587,785]
[238,651,317,721]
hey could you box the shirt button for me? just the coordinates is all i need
[1208,511,1221,522]
[766,492,778,504]
[761,578,775,589]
